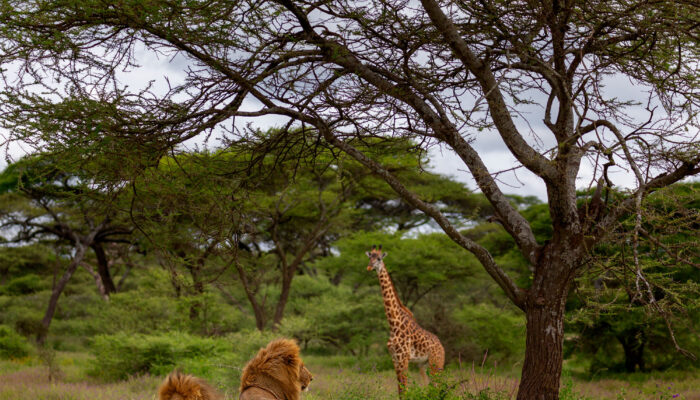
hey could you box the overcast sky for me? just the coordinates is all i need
[2,43,694,202]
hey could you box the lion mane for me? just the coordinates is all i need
[239,338,312,400]
[158,371,222,400]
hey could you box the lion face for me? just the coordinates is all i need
[239,339,312,400]
[299,363,313,392]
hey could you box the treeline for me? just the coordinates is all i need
[0,136,699,378]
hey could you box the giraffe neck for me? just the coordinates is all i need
[377,267,405,327]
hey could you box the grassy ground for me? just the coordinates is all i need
[1,353,699,400]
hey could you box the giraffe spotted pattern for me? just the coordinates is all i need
[366,245,445,396]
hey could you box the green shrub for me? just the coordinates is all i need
[0,294,47,330]
[0,324,32,359]
[88,291,181,334]
[453,303,525,363]
[0,274,45,295]
[282,275,386,356]
[174,292,247,336]
[400,374,512,400]
[89,331,228,380]
[402,377,455,400]
[14,316,45,339]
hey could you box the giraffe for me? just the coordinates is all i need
[365,244,445,396]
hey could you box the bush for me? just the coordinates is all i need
[85,290,247,337]
[400,374,512,400]
[88,291,182,335]
[0,293,47,334]
[0,274,45,295]
[282,275,386,356]
[452,303,525,363]
[402,377,455,400]
[89,331,228,380]
[0,324,32,359]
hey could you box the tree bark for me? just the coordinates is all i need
[618,330,646,372]
[233,256,267,330]
[81,262,110,300]
[518,298,568,399]
[186,260,205,320]
[37,242,89,344]
[91,243,117,294]
[273,270,294,327]
[517,239,578,400]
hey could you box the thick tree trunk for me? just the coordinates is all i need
[92,243,117,294]
[37,243,88,344]
[518,298,567,399]
[517,238,578,400]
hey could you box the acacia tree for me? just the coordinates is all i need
[1,1,699,397]
[130,146,361,330]
[0,157,132,343]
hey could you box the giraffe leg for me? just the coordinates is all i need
[428,343,445,383]
[394,357,409,396]
[388,341,410,396]
[419,363,429,386]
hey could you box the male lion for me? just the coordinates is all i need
[239,338,313,400]
[158,371,222,400]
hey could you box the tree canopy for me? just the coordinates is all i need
[1,1,698,398]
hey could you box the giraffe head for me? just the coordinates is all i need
[365,244,387,272]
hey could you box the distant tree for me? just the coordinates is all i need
[133,135,481,330]
[1,1,699,397]
[0,157,132,343]
[129,141,368,330]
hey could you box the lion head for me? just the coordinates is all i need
[239,339,313,400]
[299,363,313,392]
[158,371,222,400]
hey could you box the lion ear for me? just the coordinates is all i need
[282,353,296,365]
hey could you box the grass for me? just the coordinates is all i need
[1,353,700,399]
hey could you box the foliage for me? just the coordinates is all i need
[0,244,57,280]
[0,274,45,295]
[280,275,386,356]
[89,331,228,381]
[567,183,700,373]
[316,231,480,307]
[1,1,699,396]
[452,304,525,363]
[0,325,31,360]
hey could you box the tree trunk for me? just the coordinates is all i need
[92,243,117,294]
[518,299,567,399]
[116,261,133,291]
[187,259,205,320]
[272,271,294,327]
[37,243,88,344]
[517,239,578,400]
[618,330,646,372]
[81,262,110,300]
[252,302,266,331]
[233,258,267,330]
